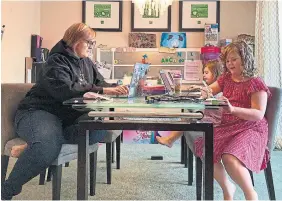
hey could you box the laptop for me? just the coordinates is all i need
[159,70,202,98]
[128,63,150,98]
[159,70,174,95]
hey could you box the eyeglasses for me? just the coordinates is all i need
[84,40,96,48]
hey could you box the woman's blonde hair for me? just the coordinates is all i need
[62,23,96,47]
[220,41,257,77]
[203,60,223,79]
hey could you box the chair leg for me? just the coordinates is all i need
[184,142,188,168]
[264,161,276,200]
[39,169,46,185]
[188,149,194,186]
[106,143,112,184]
[65,162,70,167]
[181,135,185,164]
[248,169,254,186]
[90,151,98,196]
[196,157,202,200]
[116,135,121,169]
[121,131,123,143]
[52,165,62,201]
[1,155,9,184]
[47,167,53,182]
[112,141,115,163]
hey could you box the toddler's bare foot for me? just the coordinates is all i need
[223,182,236,200]
[11,144,27,158]
[245,189,258,200]
[156,136,173,148]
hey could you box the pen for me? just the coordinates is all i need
[202,80,215,98]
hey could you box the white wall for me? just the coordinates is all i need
[40,1,256,50]
[1,1,256,83]
[1,1,41,83]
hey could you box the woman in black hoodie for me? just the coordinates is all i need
[2,23,128,200]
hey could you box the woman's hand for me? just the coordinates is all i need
[219,96,235,114]
[103,85,129,95]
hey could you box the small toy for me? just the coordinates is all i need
[142,54,148,64]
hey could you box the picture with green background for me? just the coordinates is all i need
[191,4,208,18]
[94,4,111,18]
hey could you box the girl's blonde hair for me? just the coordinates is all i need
[203,60,223,79]
[62,23,96,47]
[220,41,257,77]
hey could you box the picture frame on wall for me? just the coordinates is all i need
[179,0,220,32]
[131,2,171,32]
[82,0,122,32]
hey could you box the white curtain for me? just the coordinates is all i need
[255,0,282,150]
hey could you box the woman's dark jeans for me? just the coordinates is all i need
[2,109,107,200]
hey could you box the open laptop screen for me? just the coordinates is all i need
[128,63,150,98]
[159,70,173,95]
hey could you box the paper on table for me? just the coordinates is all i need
[183,60,202,81]
[98,68,111,79]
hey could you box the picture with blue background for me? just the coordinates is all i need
[160,32,187,48]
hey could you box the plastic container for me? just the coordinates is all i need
[201,46,221,65]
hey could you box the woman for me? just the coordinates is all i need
[156,60,223,147]
[194,41,270,200]
[2,23,128,200]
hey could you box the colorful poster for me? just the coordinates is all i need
[191,4,208,18]
[160,32,187,48]
[204,23,219,46]
[123,130,180,144]
[94,4,111,18]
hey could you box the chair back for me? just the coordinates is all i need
[1,83,33,154]
[265,87,282,152]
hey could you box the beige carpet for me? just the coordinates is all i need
[5,144,282,200]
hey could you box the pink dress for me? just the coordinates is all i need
[194,72,271,173]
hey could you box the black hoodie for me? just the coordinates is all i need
[18,40,113,125]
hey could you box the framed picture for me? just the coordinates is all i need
[131,2,171,32]
[179,0,220,32]
[82,0,122,32]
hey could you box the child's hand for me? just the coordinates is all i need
[200,86,213,99]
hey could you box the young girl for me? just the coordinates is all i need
[196,41,270,200]
[156,60,222,147]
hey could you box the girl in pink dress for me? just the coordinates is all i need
[194,41,271,200]
[156,60,223,147]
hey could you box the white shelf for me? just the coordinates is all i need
[97,47,201,52]
[114,64,185,67]
[96,47,202,82]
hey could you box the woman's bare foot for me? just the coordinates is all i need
[11,144,27,158]
[223,182,236,200]
[156,136,173,148]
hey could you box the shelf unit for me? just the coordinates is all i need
[96,47,203,84]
